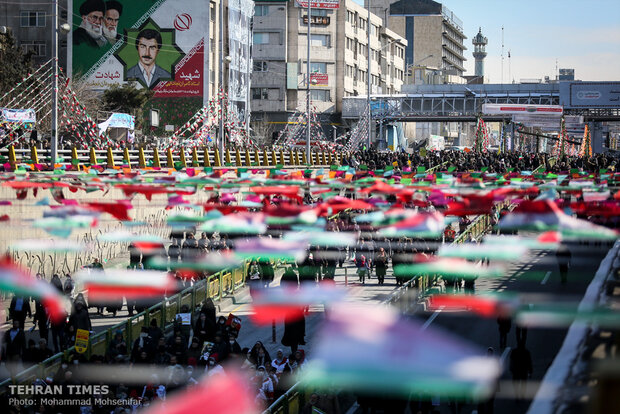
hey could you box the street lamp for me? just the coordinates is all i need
[306,0,312,164]
[219,53,231,159]
[366,0,371,150]
[50,0,70,170]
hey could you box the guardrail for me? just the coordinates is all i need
[0,260,249,394]
[1,146,347,170]
[264,161,553,413]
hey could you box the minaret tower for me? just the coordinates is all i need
[472,27,488,79]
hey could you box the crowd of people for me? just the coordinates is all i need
[3,147,620,413]
[340,149,618,175]
[1,256,311,413]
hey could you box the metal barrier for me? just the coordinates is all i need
[263,381,314,414]
[0,146,344,170]
[0,260,249,394]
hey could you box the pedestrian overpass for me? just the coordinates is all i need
[342,82,620,123]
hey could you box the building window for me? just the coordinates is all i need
[310,89,330,102]
[347,11,356,25]
[255,5,269,16]
[310,9,327,17]
[310,34,329,47]
[252,88,269,100]
[211,6,216,22]
[20,11,46,27]
[358,43,367,57]
[253,33,270,44]
[21,40,46,56]
[253,61,268,72]
[310,62,327,73]
[346,37,354,51]
[358,17,366,30]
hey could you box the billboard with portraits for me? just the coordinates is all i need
[69,0,210,133]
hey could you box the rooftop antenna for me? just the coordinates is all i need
[555,58,558,81]
[501,26,504,84]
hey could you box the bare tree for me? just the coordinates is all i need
[69,76,106,122]
[250,120,275,147]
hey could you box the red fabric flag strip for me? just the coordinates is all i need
[75,269,178,302]
[250,285,346,325]
[2,181,53,189]
[203,204,250,214]
[428,294,517,318]
[249,185,302,202]
[85,200,133,221]
[315,196,374,217]
[444,193,495,216]
[359,179,401,194]
[250,304,306,325]
[147,371,258,414]
[569,201,620,218]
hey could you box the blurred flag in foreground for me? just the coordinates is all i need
[0,256,68,323]
[75,270,177,303]
[147,370,257,414]
[299,304,501,400]
[250,284,347,325]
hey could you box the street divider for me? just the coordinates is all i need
[3,146,347,171]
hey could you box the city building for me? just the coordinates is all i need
[251,0,407,141]
[0,0,69,69]
[559,68,575,81]
[368,0,466,83]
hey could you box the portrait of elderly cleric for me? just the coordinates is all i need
[73,0,107,47]
[126,29,172,89]
[102,1,123,45]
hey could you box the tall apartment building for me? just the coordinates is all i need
[251,0,406,136]
[369,0,466,82]
[0,0,69,69]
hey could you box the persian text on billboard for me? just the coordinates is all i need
[70,0,208,99]
[297,0,340,9]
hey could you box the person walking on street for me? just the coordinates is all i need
[33,299,49,343]
[258,257,275,289]
[168,238,181,267]
[69,294,92,333]
[556,244,571,284]
[3,320,26,364]
[63,273,75,297]
[375,248,388,285]
[497,315,511,350]
[247,260,263,299]
[357,256,370,284]
[50,273,63,293]
[9,295,31,330]
[509,341,532,400]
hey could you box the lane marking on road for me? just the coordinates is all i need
[541,271,552,285]
[500,346,512,367]
[345,402,360,414]
[422,307,443,330]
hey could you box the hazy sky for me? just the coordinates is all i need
[441,0,620,82]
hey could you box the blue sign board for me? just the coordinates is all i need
[560,81,620,109]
